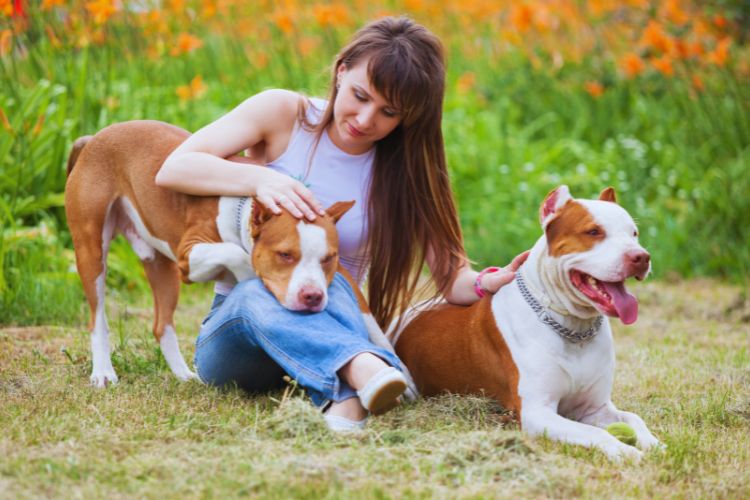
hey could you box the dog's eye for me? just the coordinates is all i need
[321,253,337,264]
[586,228,601,236]
[277,251,295,263]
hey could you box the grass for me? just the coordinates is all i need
[1,279,749,497]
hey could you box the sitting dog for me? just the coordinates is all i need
[65,120,395,388]
[391,186,661,461]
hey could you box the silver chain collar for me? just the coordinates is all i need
[234,196,248,252]
[515,272,602,344]
[236,197,249,250]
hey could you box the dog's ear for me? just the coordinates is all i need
[326,200,355,223]
[540,185,572,227]
[251,200,275,239]
[598,187,617,203]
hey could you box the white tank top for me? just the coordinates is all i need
[214,98,373,295]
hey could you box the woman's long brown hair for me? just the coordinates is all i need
[302,16,467,328]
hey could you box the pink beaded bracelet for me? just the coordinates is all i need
[474,267,500,298]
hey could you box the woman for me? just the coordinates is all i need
[156,17,525,431]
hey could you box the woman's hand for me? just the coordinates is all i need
[253,168,325,221]
[478,250,530,294]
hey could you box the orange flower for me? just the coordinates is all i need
[1,0,13,16]
[651,55,674,76]
[456,72,476,94]
[0,29,11,56]
[41,0,65,11]
[584,81,604,98]
[689,41,704,57]
[85,0,117,25]
[404,0,424,11]
[0,107,11,132]
[202,0,217,18]
[32,114,45,137]
[171,33,203,56]
[176,76,207,101]
[713,15,728,29]
[273,10,294,34]
[510,4,534,33]
[691,75,704,92]
[660,0,689,26]
[168,0,186,11]
[589,0,618,17]
[673,39,690,59]
[640,20,672,54]
[707,37,731,66]
[45,25,62,48]
[297,36,319,58]
[620,53,645,78]
[313,4,350,28]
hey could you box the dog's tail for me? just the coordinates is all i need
[66,135,93,176]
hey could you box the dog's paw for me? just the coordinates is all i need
[173,367,199,382]
[604,442,643,463]
[90,370,118,388]
[640,437,666,452]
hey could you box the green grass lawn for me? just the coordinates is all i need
[1,279,748,498]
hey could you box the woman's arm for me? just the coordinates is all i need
[155,89,324,220]
[427,249,530,306]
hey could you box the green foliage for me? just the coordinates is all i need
[1,8,749,326]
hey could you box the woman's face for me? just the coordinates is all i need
[328,60,402,155]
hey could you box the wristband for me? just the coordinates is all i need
[474,267,500,298]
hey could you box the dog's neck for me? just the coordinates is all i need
[235,197,253,253]
[522,236,602,327]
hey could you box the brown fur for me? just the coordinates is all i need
[546,201,604,257]
[395,297,522,418]
[599,187,617,203]
[66,120,367,348]
[64,121,224,341]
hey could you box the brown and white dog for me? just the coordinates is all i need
[391,186,661,461]
[65,120,397,388]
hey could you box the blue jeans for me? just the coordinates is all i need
[194,273,403,407]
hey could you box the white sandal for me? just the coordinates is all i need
[357,367,407,415]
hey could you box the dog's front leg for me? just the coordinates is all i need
[580,401,663,451]
[180,242,256,283]
[522,404,644,462]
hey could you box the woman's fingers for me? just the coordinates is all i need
[256,194,283,215]
[275,194,304,219]
[484,269,516,291]
[481,250,532,294]
[507,250,531,272]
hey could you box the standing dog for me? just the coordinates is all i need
[65,120,395,388]
[392,186,661,461]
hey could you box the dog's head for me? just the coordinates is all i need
[250,200,354,312]
[539,185,649,325]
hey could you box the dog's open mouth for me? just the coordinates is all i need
[569,270,638,325]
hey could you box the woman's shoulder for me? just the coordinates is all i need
[234,89,304,133]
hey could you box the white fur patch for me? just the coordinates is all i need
[90,272,117,388]
[159,325,198,381]
[284,222,328,309]
[216,196,253,251]
[119,197,176,261]
[188,242,255,282]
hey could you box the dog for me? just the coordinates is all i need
[65,120,397,388]
[391,186,661,461]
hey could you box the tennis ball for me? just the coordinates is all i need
[606,422,637,446]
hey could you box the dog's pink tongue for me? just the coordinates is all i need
[602,281,638,325]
